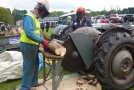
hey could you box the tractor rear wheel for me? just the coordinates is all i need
[95,32,134,90]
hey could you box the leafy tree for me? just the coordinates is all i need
[86,9,92,12]
[6,8,11,14]
[91,11,101,16]
[12,9,27,24]
[70,10,75,13]
[0,7,14,24]
[50,11,65,17]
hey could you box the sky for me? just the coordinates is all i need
[0,0,134,12]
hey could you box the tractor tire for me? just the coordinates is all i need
[95,32,134,90]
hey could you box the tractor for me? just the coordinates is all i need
[53,25,134,90]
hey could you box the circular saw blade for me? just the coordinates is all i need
[62,37,86,72]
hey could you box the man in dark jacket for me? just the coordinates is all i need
[69,7,92,31]
[61,7,92,40]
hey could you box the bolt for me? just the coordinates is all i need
[72,51,79,58]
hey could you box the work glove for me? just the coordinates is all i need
[42,40,49,49]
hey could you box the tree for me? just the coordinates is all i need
[0,7,14,24]
[70,10,75,13]
[91,11,101,16]
[12,9,27,24]
[86,9,92,12]
[50,11,65,17]
[6,8,11,14]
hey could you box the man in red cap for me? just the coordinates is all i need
[70,6,92,31]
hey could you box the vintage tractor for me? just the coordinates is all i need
[59,26,134,90]
[50,25,70,40]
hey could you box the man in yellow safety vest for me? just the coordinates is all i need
[15,0,50,90]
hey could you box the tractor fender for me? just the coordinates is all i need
[94,26,132,50]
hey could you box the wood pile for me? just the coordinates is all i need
[0,29,18,37]
[0,31,5,36]
[48,40,66,56]
[76,74,102,90]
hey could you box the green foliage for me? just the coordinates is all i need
[50,11,65,17]
[86,9,92,12]
[12,9,27,24]
[0,7,14,24]
[70,10,75,13]
[6,8,11,14]
[90,9,123,16]
[130,87,134,90]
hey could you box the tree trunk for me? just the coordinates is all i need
[48,40,66,56]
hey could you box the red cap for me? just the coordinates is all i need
[37,2,42,5]
[77,7,85,12]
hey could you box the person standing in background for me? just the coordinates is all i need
[46,20,50,32]
[62,16,72,25]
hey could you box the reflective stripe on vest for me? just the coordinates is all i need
[20,12,41,45]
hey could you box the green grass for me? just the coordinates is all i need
[0,68,47,90]
[0,67,71,90]
[130,87,134,90]
[43,27,53,39]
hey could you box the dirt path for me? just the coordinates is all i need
[32,77,102,90]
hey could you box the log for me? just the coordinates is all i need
[96,83,102,90]
[8,30,13,35]
[60,46,66,56]
[48,40,66,56]
[93,78,98,86]
[48,42,60,55]
[81,75,88,79]
[77,80,83,84]
[88,74,95,80]
[0,31,5,36]
[87,80,93,85]
[11,29,18,35]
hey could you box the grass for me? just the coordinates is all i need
[43,27,53,39]
[130,87,134,90]
[0,66,71,90]
[0,68,48,90]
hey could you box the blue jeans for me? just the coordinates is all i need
[20,42,39,90]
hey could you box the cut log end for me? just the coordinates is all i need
[60,46,66,56]
[88,74,95,80]
[48,40,66,56]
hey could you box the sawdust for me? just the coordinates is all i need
[32,77,102,90]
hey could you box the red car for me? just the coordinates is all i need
[106,14,120,23]
[109,18,120,23]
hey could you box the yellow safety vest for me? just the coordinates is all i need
[20,12,41,45]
